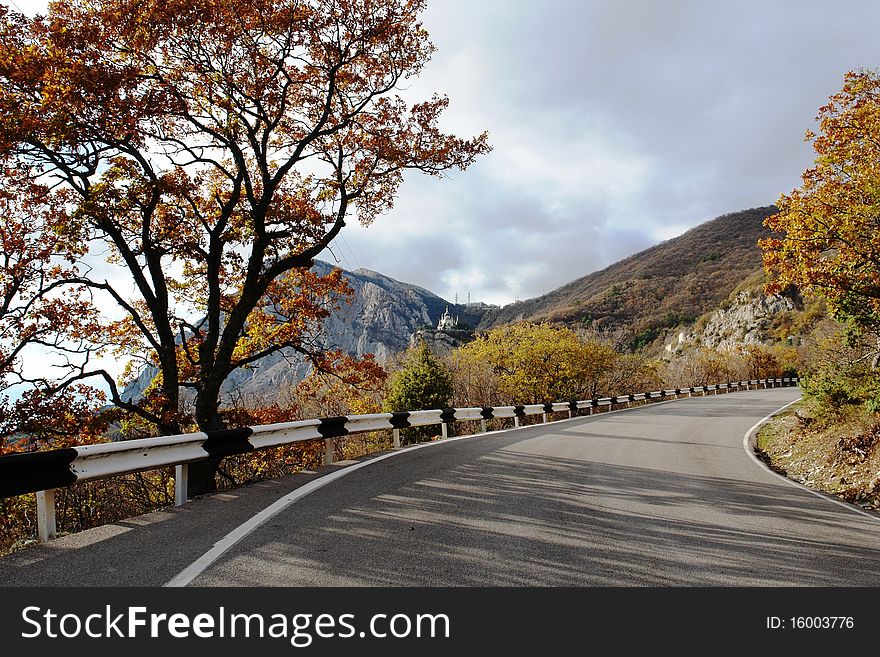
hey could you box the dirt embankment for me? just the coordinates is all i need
[757,403,880,511]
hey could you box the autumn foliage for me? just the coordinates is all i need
[451,323,622,406]
[761,70,880,333]
[0,0,488,493]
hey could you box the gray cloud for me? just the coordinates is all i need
[336,0,880,307]
[16,0,880,308]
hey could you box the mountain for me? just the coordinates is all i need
[477,206,777,349]
[124,205,778,402]
[123,261,495,403]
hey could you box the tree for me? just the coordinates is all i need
[0,163,107,451]
[661,346,738,388]
[383,341,452,444]
[761,70,880,336]
[296,352,387,417]
[0,0,489,491]
[383,341,453,415]
[740,345,780,381]
[598,352,657,396]
[452,323,618,405]
[797,319,880,411]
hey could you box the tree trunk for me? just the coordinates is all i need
[189,380,226,496]
[187,458,222,497]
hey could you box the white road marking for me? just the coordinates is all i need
[164,399,682,587]
[167,389,809,587]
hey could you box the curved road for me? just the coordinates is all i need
[4,387,880,586]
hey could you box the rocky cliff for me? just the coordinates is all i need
[409,327,475,356]
[697,291,798,350]
[123,261,495,404]
[661,285,801,357]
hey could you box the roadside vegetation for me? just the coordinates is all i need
[756,70,880,508]
[1,0,877,552]
[756,318,880,509]
[0,318,791,554]
[757,403,880,512]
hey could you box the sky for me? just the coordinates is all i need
[9,0,880,307]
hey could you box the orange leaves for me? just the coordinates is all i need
[336,92,490,225]
[296,350,387,416]
[761,70,880,332]
[232,266,352,363]
[0,0,488,439]
[0,385,109,452]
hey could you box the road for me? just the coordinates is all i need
[3,387,880,586]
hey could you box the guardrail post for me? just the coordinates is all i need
[480,419,487,433]
[568,409,573,418]
[174,464,188,507]
[324,438,334,465]
[393,429,401,448]
[542,412,549,424]
[441,422,448,439]
[36,489,57,542]
[514,415,521,427]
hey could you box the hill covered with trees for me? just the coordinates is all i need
[478,206,777,349]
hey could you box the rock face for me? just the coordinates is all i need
[696,291,798,350]
[316,262,492,360]
[122,261,495,404]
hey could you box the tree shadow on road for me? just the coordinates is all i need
[198,435,880,587]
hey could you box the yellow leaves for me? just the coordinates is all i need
[761,69,880,331]
[453,322,619,405]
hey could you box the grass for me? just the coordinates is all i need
[756,401,880,511]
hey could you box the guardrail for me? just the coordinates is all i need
[0,377,799,542]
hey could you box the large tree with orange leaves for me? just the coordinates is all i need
[0,163,108,451]
[761,70,880,335]
[0,0,488,489]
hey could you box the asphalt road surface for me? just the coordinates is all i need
[4,387,880,586]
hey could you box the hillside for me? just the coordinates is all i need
[124,206,777,401]
[477,206,777,349]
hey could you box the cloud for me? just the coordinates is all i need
[340,0,880,307]
[13,0,880,310]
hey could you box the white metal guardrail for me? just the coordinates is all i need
[0,377,799,541]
